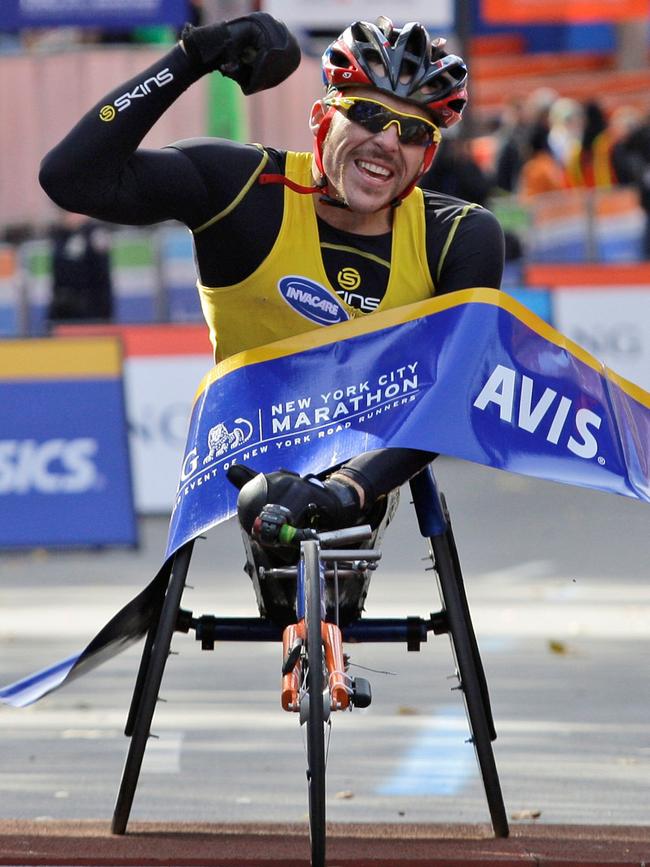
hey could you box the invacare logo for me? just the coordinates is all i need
[278,276,349,326]
[474,364,603,460]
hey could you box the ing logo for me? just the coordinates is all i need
[99,105,116,122]
[337,267,361,291]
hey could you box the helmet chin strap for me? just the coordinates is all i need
[312,106,349,207]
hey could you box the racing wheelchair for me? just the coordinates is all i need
[111,464,509,866]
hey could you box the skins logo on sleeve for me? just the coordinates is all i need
[99,105,116,122]
[278,276,349,326]
[100,69,175,116]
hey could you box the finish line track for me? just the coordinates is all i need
[0,821,649,866]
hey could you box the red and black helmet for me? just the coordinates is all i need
[322,17,468,129]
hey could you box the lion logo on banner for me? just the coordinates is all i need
[203,418,254,464]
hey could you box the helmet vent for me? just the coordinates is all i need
[350,21,373,45]
[404,27,426,56]
[399,58,419,83]
[447,62,468,83]
[364,49,384,68]
[329,48,351,69]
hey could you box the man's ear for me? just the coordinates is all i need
[309,100,327,136]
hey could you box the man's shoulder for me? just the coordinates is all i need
[421,187,481,214]
[168,138,287,172]
[421,188,501,229]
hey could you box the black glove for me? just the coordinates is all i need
[181,12,301,95]
[230,468,363,537]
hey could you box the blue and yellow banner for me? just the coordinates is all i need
[167,288,650,557]
[2,288,649,707]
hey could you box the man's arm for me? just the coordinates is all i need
[39,45,209,226]
[423,193,505,293]
[436,206,505,292]
[39,14,300,228]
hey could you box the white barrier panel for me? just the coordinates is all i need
[554,288,650,392]
[264,1,453,28]
[55,323,214,514]
[527,263,650,394]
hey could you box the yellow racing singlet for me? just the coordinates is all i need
[197,151,434,363]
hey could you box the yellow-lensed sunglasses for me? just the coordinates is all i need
[325,95,442,147]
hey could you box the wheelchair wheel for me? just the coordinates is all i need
[302,540,327,867]
[431,522,509,838]
[111,541,193,835]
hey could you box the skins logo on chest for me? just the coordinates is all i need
[278,276,349,326]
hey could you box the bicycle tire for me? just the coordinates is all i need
[442,495,497,742]
[111,541,193,835]
[303,540,327,867]
[124,566,171,738]
[431,529,509,838]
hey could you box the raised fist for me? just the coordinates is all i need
[182,12,301,94]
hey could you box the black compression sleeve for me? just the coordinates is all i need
[422,192,505,295]
[436,206,505,293]
[336,448,436,502]
[39,45,209,226]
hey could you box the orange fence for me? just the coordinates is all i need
[483,0,647,22]
[526,262,650,286]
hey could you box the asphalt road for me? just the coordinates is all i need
[1,457,649,832]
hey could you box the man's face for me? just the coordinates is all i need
[314,88,433,213]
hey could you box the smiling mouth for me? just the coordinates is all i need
[355,159,394,181]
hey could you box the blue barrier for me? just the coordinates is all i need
[0,337,137,549]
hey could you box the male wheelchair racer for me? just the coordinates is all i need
[111,457,509,867]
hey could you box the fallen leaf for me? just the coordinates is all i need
[548,639,568,655]
[511,809,542,820]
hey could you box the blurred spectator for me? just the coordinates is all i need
[610,105,644,184]
[565,100,616,188]
[1,223,35,246]
[611,112,650,258]
[493,88,558,194]
[524,86,559,128]
[547,97,584,170]
[518,124,566,199]
[493,98,528,193]
[48,212,113,324]
[419,135,492,205]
